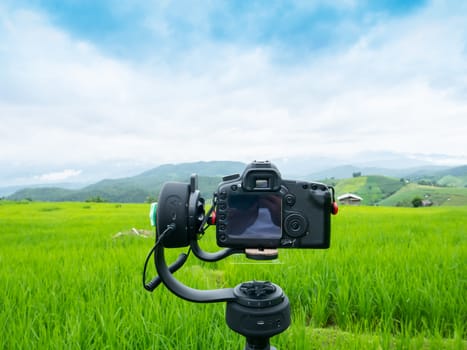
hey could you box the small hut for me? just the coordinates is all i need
[337,193,363,206]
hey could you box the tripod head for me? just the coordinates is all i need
[143,227,290,350]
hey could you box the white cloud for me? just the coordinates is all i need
[0,0,466,184]
[34,169,82,182]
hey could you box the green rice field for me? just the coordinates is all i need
[0,201,466,349]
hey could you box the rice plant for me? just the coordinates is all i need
[0,201,465,349]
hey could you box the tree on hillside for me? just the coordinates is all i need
[145,195,157,203]
[411,197,423,208]
[85,196,107,203]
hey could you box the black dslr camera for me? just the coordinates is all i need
[155,160,336,251]
[216,161,335,249]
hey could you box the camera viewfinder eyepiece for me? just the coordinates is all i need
[241,161,281,192]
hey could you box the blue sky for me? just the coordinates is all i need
[0,0,466,185]
[14,1,428,60]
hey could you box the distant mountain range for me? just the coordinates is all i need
[4,161,467,206]
[5,161,245,202]
[306,164,451,180]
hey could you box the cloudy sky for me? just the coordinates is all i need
[1,0,466,185]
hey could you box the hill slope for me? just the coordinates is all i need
[331,175,467,207]
[332,176,405,205]
[378,183,467,206]
[8,161,245,203]
[405,165,467,187]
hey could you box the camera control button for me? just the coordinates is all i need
[284,213,307,237]
[284,194,296,206]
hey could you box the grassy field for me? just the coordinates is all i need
[0,201,466,349]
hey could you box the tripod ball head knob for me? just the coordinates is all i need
[226,281,291,346]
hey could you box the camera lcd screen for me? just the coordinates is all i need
[227,194,282,238]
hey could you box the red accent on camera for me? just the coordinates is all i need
[331,202,338,215]
[209,210,217,224]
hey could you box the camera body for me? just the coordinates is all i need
[215,161,332,249]
[155,160,334,250]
